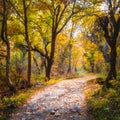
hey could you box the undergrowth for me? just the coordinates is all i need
[0,85,45,120]
[0,76,63,120]
[86,73,120,120]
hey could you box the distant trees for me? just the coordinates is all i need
[80,35,104,73]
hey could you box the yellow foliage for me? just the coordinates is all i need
[57,33,68,45]
[46,78,62,85]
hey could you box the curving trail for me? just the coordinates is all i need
[9,75,96,120]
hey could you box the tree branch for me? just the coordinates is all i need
[7,0,24,24]
[26,0,32,9]
[32,46,46,57]
[57,13,73,34]
[57,4,67,25]
[57,0,80,34]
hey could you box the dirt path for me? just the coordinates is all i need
[9,75,96,120]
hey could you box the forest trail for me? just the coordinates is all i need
[9,74,97,120]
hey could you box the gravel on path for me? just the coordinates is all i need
[9,75,96,120]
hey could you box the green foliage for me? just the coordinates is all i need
[0,115,7,120]
[0,86,41,119]
[0,93,28,119]
[117,71,120,80]
[86,77,120,120]
[31,73,46,85]
[46,78,62,85]
[1,93,28,107]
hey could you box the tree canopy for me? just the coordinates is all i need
[0,0,120,90]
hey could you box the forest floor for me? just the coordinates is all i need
[9,74,97,120]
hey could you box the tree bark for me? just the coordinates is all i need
[45,34,56,80]
[27,45,31,87]
[106,45,117,87]
[45,59,52,80]
[1,0,16,92]
[67,43,72,73]
[90,60,94,73]
[6,42,16,91]
[23,0,31,87]
[98,14,120,87]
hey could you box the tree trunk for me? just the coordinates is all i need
[23,0,31,87]
[45,59,52,80]
[45,34,56,80]
[6,43,16,92]
[1,0,16,92]
[90,60,94,73]
[27,44,31,87]
[75,65,77,72]
[33,56,41,74]
[106,45,117,87]
[67,43,72,73]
